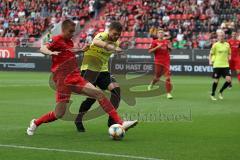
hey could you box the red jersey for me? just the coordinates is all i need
[149,39,170,65]
[47,35,77,73]
[228,39,240,59]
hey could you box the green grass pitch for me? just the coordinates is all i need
[0,71,240,160]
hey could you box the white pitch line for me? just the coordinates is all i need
[0,144,164,160]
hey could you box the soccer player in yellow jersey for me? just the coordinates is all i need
[75,21,126,132]
[209,30,231,101]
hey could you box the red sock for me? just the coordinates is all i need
[165,78,172,93]
[98,98,123,124]
[34,111,57,126]
[237,74,240,82]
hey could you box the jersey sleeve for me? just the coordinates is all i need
[210,43,216,56]
[46,37,58,51]
[93,32,108,42]
[210,43,216,62]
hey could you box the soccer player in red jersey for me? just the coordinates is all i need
[228,31,240,84]
[148,30,173,99]
[26,19,137,136]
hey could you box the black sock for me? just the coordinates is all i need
[211,82,218,96]
[75,98,96,123]
[220,82,231,93]
[108,87,121,126]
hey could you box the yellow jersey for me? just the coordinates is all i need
[81,32,119,72]
[210,41,231,68]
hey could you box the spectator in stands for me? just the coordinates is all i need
[0,25,4,36]
[162,14,170,25]
[198,32,207,49]
[149,26,158,38]
[1,0,239,49]
[89,0,95,18]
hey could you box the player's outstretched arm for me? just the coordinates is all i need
[93,39,123,53]
[149,45,161,53]
[68,43,90,53]
[40,45,59,55]
[208,53,213,65]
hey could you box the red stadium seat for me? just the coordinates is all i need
[182,14,188,20]
[135,38,142,43]
[135,44,144,49]
[129,31,135,37]
[143,44,150,49]
[169,14,176,20]
[200,14,207,20]
[176,14,182,20]
[142,38,152,44]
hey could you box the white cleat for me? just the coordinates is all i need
[147,84,153,91]
[210,95,217,101]
[167,93,173,99]
[27,119,37,136]
[218,93,223,100]
[122,120,138,131]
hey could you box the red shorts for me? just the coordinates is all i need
[230,59,240,71]
[52,70,88,103]
[154,63,170,78]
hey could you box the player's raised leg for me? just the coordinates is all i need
[72,82,138,131]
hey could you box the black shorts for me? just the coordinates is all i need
[212,67,231,79]
[81,70,117,90]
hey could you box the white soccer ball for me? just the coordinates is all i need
[108,124,125,140]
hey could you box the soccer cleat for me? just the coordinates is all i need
[27,119,37,136]
[218,93,223,100]
[147,84,153,91]
[75,121,86,132]
[122,120,138,131]
[167,93,173,99]
[210,95,217,101]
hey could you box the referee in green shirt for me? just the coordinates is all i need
[209,30,231,100]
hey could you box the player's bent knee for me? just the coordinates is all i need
[55,102,67,119]
[108,82,119,91]
[54,109,66,119]
[213,79,219,83]
[94,89,105,100]
[226,76,231,83]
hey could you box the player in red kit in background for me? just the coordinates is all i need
[148,29,173,99]
[26,19,138,136]
[228,31,240,86]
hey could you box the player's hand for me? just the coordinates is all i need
[156,44,162,49]
[68,48,82,52]
[81,44,90,52]
[209,60,213,66]
[115,47,124,54]
[50,51,60,55]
